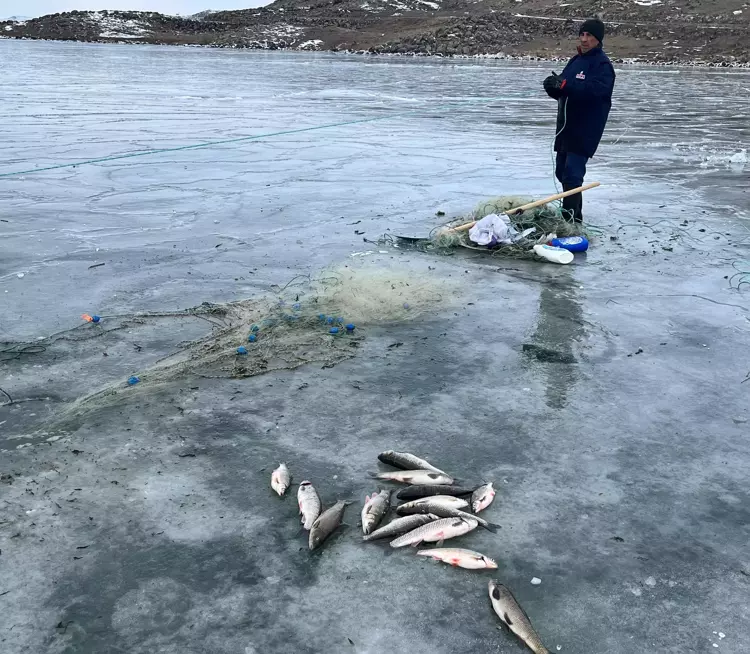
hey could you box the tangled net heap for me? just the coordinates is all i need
[386,196,590,258]
[30,265,454,428]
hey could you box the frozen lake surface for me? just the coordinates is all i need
[1,40,749,654]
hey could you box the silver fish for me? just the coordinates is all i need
[361,489,390,535]
[371,470,454,486]
[472,482,496,513]
[309,500,349,551]
[297,481,321,530]
[378,450,447,475]
[396,503,498,532]
[390,517,478,548]
[416,548,497,570]
[397,484,477,500]
[488,581,550,654]
[271,463,291,496]
[398,495,469,511]
[362,514,441,542]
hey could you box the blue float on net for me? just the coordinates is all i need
[326,316,334,324]
[127,376,140,386]
[248,334,257,343]
[237,346,248,355]
[293,303,301,311]
[329,327,340,335]
[345,324,355,332]
[251,324,260,332]
[318,313,326,321]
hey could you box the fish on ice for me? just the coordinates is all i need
[361,489,390,535]
[416,548,497,570]
[471,482,496,513]
[371,470,454,485]
[488,581,550,654]
[397,495,469,511]
[298,481,322,530]
[271,463,291,496]
[390,517,478,548]
[378,450,447,475]
[396,484,477,500]
[309,500,350,551]
[396,502,498,532]
[362,514,441,542]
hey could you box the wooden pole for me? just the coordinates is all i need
[445,182,601,234]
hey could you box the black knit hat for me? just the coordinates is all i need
[579,18,605,44]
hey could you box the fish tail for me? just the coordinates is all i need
[479,521,500,533]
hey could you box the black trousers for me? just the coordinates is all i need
[555,151,588,222]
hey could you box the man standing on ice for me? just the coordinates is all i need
[543,18,615,222]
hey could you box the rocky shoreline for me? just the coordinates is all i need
[2,1,749,67]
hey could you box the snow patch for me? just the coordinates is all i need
[298,39,324,50]
[85,12,150,38]
[634,0,662,5]
[260,23,304,40]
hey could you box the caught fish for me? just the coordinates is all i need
[309,500,349,551]
[472,482,496,513]
[361,489,391,535]
[398,495,468,511]
[371,470,454,486]
[488,581,550,654]
[271,463,291,496]
[397,484,477,500]
[390,517,478,548]
[416,548,497,570]
[378,450,447,475]
[362,514,441,542]
[297,481,321,530]
[396,502,498,533]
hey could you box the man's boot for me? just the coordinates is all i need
[562,186,583,223]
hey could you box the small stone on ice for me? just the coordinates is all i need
[645,576,656,586]
[713,644,718,648]
[531,577,541,585]
[557,647,562,652]
[719,633,725,639]
[17,273,24,278]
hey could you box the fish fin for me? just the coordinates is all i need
[479,521,500,533]
[503,612,514,626]
[436,538,444,547]
[367,472,383,480]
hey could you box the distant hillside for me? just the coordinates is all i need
[2,0,749,65]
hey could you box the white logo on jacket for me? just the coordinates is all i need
[576,71,586,80]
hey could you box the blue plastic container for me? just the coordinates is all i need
[549,236,589,252]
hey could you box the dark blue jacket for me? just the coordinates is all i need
[552,46,615,158]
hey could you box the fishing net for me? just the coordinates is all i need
[2,264,455,432]
[380,195,590,258]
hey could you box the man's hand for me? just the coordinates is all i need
[543,71,566,97]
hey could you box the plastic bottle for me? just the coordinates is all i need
[533,244,574,265]
[549,236,589,252]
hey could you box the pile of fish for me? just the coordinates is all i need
[270,450,551,654]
